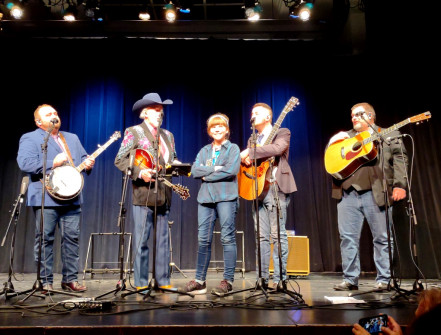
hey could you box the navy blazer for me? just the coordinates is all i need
[17,128,89,207]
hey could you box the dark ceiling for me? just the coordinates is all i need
[0,0,353,41]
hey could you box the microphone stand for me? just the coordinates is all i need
[0,177,28,300]
[222,120,269,299]
[19,124,80,303]
[388,136,423,298]
[350,117,417,299]
[267,165,304,303]
[122,119,191,299]
[94,153,134,300]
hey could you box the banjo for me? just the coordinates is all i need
[45,131,121,201]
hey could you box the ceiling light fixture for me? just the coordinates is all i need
[164,2,176,22]
[6,0,24,19]
[63,1,77,21]
[244,1,262,21]
[177,0,191,14]
[139,9,150,20]
[289,0,313,22]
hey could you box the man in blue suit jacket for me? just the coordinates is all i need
[17,104,94,293]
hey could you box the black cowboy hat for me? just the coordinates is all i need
[132,93,173,113]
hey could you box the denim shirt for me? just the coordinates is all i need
[191,140,240,204]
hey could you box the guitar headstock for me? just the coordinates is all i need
[284,96,299,113]
[174,184,190,200]
[112,131,122,140]
[410,111,431,124]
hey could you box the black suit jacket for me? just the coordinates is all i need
[331,126,408,207]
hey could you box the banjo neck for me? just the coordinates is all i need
[76,131,121,173]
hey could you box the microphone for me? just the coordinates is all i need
[19,175,30,202]
[250,116,256,124]
[386,134,408,142]
[128,152,135,174]
[50,118,59,125]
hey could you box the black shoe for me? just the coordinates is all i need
[333,281,358,291]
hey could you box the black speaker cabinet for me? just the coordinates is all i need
[269,235,310,276]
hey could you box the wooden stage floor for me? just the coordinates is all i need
[1,271,440,335]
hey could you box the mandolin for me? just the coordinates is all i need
[133,148,190,200]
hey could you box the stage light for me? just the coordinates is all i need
[244,1,262,21]
[63,2,77,21]
[94,7,103,21]
[289,0,313,21]
[6,1,23,19]
[10,5,23,19]
[139,10,150,21]
[164,2,176,22]
[81,0,103,21]
[177,0,191,14]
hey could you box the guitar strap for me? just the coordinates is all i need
[58,132,75,166]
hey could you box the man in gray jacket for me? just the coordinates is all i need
[240,102,297,289]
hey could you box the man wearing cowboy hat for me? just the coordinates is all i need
[115,92,180,290]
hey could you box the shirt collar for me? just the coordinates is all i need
[145,121,159,135]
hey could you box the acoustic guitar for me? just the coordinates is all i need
[133,148,190,200]
[324,111,431,180]
[238,97,299,200]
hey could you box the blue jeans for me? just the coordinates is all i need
[132,205,170,287]
[337,189,393,285]
[33,206,81,285]
[196,200,238,283]
[254,187,290,283]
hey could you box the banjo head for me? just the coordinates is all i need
[46,165,84,200]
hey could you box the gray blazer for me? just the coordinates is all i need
[248,127,297,195]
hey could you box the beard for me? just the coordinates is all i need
[353,122,365,132]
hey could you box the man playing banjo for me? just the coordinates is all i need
[17,104,94,293]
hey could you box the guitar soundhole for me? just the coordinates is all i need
[352,142,362,151]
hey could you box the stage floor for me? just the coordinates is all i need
[1,271,440,335]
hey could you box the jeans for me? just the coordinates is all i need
[254,187,290,283]
[132,205,170,287]
[337,189,393,285]
[33,206,81,285]
[196,200,238,283]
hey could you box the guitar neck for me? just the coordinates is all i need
[362,118,411,145]
[261,97,298,145]
[264,111,286,145]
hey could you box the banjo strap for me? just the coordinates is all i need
[58,132,75,167]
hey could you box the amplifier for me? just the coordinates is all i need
[269,235,310,276]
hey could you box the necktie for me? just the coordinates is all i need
[52,135,65,152]
[151,128,167,159]
[257,133,264,145]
